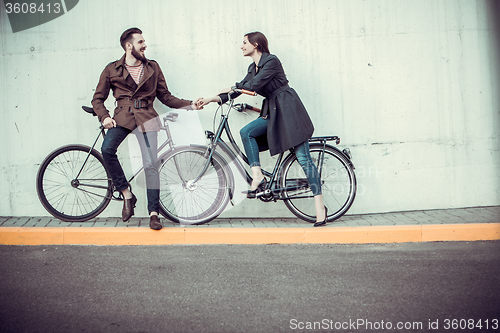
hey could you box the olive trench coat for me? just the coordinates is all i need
[220,53,314,156]
[92,54,192,132]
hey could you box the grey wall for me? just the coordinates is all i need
[1,0,498,218]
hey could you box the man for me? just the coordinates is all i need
[92,27,201,230]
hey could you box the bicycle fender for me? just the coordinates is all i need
[310,143,355,169]
[280,143,355,173]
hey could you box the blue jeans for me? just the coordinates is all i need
[240,117,269,168]
[101,126,160,214]
[240,118,322,196]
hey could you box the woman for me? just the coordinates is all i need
[199,32,328,227]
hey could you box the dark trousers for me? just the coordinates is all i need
[101,126,160,214]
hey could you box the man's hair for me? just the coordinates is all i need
[245,32,270,54]
[120,27,142,50]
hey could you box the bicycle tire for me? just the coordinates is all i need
[280,144,356,223]
[36,144,112,222]
[158,146,232,225]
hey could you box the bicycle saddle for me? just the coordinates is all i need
[82,106,97,117]
[164,112,178,122]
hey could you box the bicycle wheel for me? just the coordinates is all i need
[280,144,356,223]
[158,146,232,225]
[36,144,112,222]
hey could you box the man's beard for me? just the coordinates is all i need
[131,47,147,62]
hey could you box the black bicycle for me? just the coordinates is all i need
[36,107,231,222]
[37,91,356,225]
[157,89,357,225]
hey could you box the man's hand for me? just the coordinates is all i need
[102,117,116,129]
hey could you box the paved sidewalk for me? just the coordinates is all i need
[2,206,499,228]
[0,206,499,245]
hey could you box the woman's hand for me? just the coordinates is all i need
[195,87,234,108]
[191,98,204,110]
[197,96,221,108]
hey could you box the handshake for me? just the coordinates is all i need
[191,97,213,110]
[190,87,235,110]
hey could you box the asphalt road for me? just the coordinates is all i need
[0,241,499,333]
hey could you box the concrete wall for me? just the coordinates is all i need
[1,0,499,219]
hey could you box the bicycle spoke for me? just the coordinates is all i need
[37,146,112,221]
[158,148,230,224]
[281,146,356,222]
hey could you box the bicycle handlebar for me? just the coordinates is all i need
[243,103,261,112]
[234,89,257,96]
[234,103,261,113]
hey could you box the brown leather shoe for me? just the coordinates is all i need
[149,215,162,230]
[122,193,137,222]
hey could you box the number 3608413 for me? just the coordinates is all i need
[5,2,61,14]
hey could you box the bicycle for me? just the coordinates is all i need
[37,91,356,225]
[36,107,231,222]
[157,89,357,225]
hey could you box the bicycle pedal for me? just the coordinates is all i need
[255,189,269,197]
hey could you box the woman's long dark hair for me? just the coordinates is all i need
[245,32,270,54]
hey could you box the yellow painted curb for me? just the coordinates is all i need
[304,225,424,244]
[184,228,306,244]
[0,228,64,245]
[0,224,499,246]
[63,228,186,245]
[422,223,500,242]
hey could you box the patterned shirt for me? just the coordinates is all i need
[125,62,144,84]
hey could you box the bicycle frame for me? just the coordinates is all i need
[40,99,355,223]
[196,97,338,200]
[193,99,273,184]
[76,114,178,200]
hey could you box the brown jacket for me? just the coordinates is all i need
[91,54,191,131]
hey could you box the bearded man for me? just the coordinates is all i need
[91,27,201,230]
